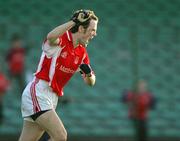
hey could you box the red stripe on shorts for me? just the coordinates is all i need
[30,82,36,113]
[30,78,41,113]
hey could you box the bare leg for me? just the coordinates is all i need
[19,120,44,141]
[35,110,67,141]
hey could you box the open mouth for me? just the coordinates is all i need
[79,37,93,47]
[87,37,93,42]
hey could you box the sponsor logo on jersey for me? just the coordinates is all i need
[59,65,75,74]
[60,51,68,59]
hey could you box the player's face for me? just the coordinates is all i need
[79,20,98,46]
[138,81,147,92]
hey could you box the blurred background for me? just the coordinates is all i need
[0,0,180,141]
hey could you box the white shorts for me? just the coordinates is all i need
[21,78,58,121]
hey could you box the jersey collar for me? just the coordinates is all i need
[67,30,85,49]
[67,30,73,42]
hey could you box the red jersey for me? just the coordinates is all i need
[35,31,90,96]
[6,47,25,75]
[124,91,154,120]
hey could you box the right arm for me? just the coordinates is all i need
[47,21,75,46]
[47,10,91,46]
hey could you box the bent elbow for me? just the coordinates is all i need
[47,33,54,40]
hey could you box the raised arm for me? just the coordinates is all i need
[47,21,75,46]
[47,10,91,46]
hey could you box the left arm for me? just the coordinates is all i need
[80,64,96,86]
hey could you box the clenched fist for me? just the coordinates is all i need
[71,9,94,25]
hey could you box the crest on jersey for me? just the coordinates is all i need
[74,56,79,64]
[61,51,68,59]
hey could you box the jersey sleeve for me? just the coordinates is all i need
[80,50,95,76]
[58,33,66,47]
[82,50,90,65]
[42,33,66,58]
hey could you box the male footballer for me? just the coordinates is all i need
[19,9,98,141]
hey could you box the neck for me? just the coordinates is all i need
[72,33,79,48]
